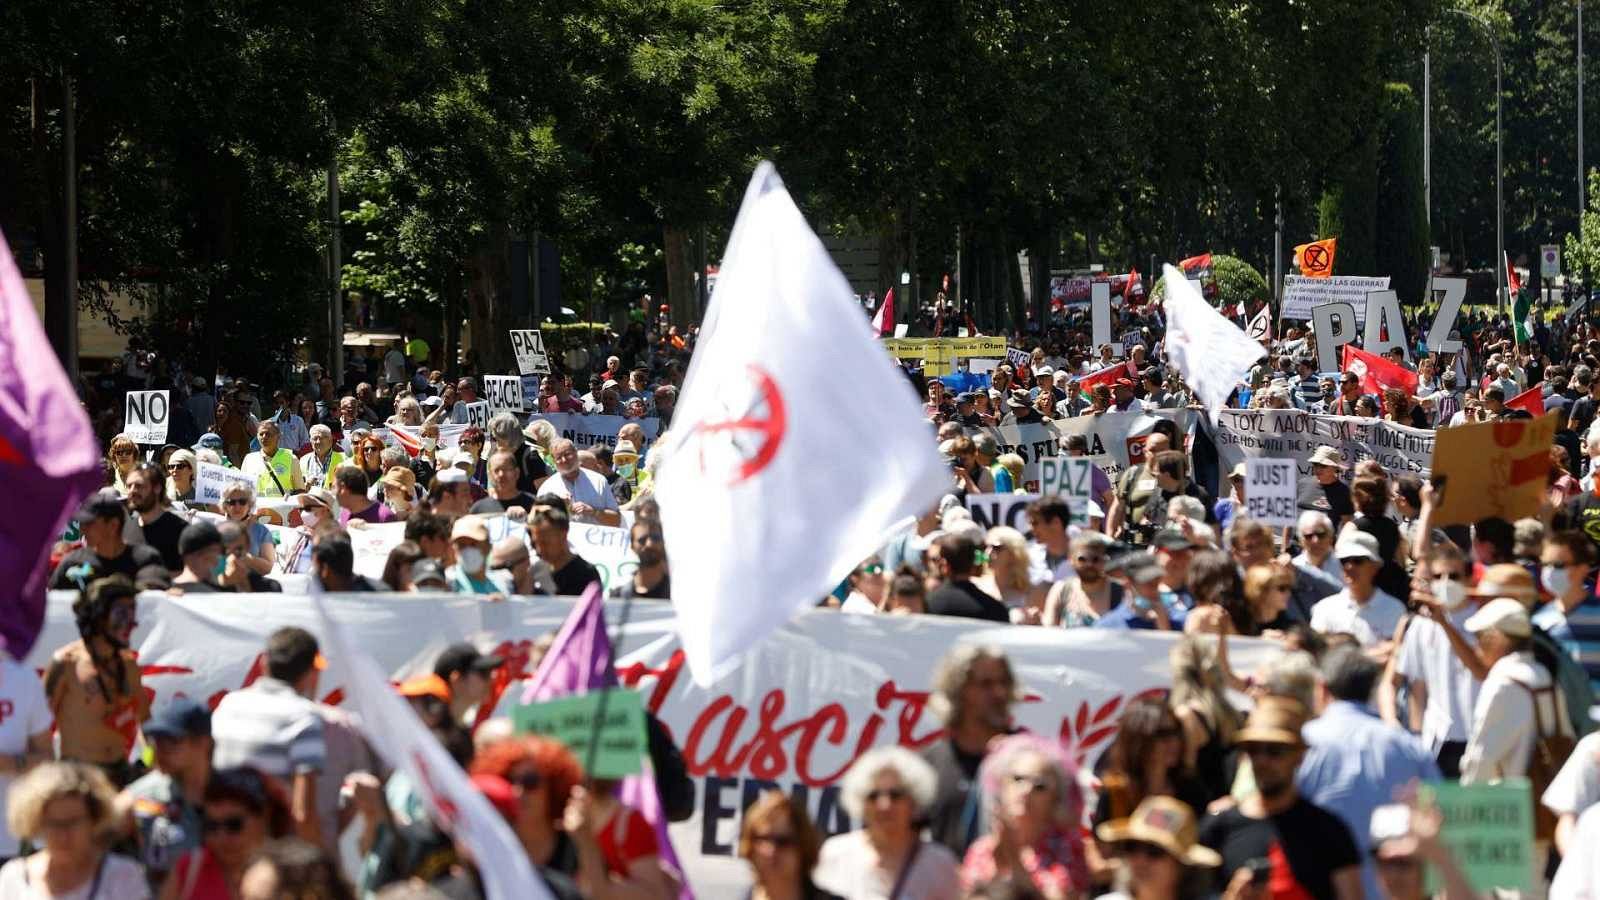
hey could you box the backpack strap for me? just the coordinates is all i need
[1509,677,1557,739]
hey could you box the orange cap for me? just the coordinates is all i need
[396,673,451,704]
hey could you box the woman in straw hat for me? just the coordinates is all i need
[1095,796,1220,900]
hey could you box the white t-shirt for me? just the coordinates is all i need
[814,832,961,900]
[0,853,150,899]
[382,348,406,385]
[1543,731,1600,817]
[534,469,619,522]
[840,592,878,615]
[1395,608,1481,752]
[0,657,53,856]
[1551,804,1600,898]
[1309,587,1407,647]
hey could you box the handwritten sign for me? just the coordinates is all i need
[463,400,491,431]
[481,375,523,415]
[195,461,254,506]
[509,329,550,376]
[1244,458,1297,527]
[1038,457,1095,525]
[1422,780,1534,893]
[511,688,646,779]
[124,390,170,444]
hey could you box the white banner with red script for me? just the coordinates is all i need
[31,592,1276,896]
[970,409,1194,492]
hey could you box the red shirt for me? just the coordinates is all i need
[596,807,658,876]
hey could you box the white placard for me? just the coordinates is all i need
[195,460,255,506]
[481,375,524,414]
[1542,244,1561,279]
[464,400,491,430]
[509,329,550,376]
[1244,457,1297,527]
[1312,302,1358,373]
[1425,277,1467,353]
[1091,281,1112,351]
[1280,275,1392,323]
[968,359,998,375]
[1038,457,1095,524]
[124,390,171,444]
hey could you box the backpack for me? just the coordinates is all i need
[1511,675,1578,842]
[1531,628,1597,738]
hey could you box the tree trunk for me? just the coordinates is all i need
[1027,232,1054,338]
[877,206,905,315]
[465,222,513,374]
[663,225,694,329]
[34,75,74,374]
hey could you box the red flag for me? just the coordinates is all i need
[1507,383,1545,416]
[1122,267,1145,303]
[1075,361,1126,398]
[1178,253,1213,275]
[871,288,895,336]
[1342,345,1419,397]
[1506,252,1522,296]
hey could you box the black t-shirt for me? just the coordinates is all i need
[1559,490,1600,555]
[610,573,670,600]
[49,544,170,590]
[1198,797,1360,900]
[1354,514,1409,599]
[920,738,989,856]
[550,555,602,596]
[926,580,1009,622]
[516,445,551,495]
[124,510,188,571]
[1308,479,1354,528]
[470,492,538,515]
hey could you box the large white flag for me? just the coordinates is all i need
[656,163,949,686]
[309,595,549,900]
[1161,264,1265,423]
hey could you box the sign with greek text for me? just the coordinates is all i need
[1207,409,1434,509]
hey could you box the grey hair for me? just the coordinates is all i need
[1297,510,1333,535]
[379,447,409,472]
[257,419,281,436]
[488,412,523,448]
[1167,495,1206,522]
[838,746,938,820]
[928,644,1018,726]
[1261,650,1319,711]
[308,423,332,441]
[525,419,558,449]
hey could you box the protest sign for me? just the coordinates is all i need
[1312,302,1360,373]
[1039,457,1095,523]
[526,413,661,451]
[1006,347,1031,369]
[964,493,1039,534]
[482,375,523,414]
[511,688,647,779]
[1091,281,1112,351]
[509,329,550,375]
[1425,277,1468,353]
[194,460,254,506]
[1422,780,1535,892]
[1244,458,1297,527]
[1207,409,1434,509]
[1280,275,1391,322]
[463,400,490,430]
[31,590,1279,896]
[1363,290,1408,358]
[971,410,1191,492]
[124,390,170,444]
[1429,412,1558,527]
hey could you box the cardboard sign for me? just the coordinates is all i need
[1425,277,1468,353]
[463,400,491,430]
[1422,780,1535,893]
[1038,457,1095,524]
[1244,458,1297,527]
[964,493,1040,535]
[481,375,523,415]
[511,688,646,779]
[1363,290,1408,359]
[1429,412,1558,527]
[1312,302,1359,373]
[124,390,171,444]
[195,461,255,506]
[509,329,550,376]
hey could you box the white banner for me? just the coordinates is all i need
[1280,275,1392,324]
[971,410,1193,492]
[509,329,550,376]
[194,460,254,506]
[527,413,661,452]
[30,592,1278,897]
[481,375,524,415]
[124,390,171,444]
[1208,409,1433,508]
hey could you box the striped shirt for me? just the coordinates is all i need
[211,677,325,777]
[1534,597,1600,696]
[1295,374,1323,409]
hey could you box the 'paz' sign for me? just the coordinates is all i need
[509,329,550,376]
[1038,457,1095,524]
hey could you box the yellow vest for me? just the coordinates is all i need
[255,448,297,497]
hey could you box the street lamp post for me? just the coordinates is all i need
[1448,9,1505,313]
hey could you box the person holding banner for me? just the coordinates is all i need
[219,482,278,575]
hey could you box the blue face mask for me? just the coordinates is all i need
[213,553,229,578]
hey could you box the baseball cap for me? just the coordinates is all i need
[955,391,977,406]
[142,697,212,739]
[409,559,448,589]
[433,643,505,679]
[194,433,224,452]
[1151,529,1198,551]
[451,515,490,543]
[178,521,223,557]
[397,673,452,704]
[435,468,468,485]
[1464,597,1533,638]
[1333,531,1381,562]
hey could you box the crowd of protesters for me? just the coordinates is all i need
[13,287,1600,898]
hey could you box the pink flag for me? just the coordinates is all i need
[0,229,102,658]
[522,585,692,897]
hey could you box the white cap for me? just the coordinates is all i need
[1333,531,1381,562]
[436,468,468,485]
[1464,597,1532,638]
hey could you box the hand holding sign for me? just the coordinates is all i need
[482,375,524,414]
[1244,458,1297,527]
[509,330,550,376]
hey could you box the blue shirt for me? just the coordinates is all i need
[1298,701,1441,900]
[1094,590,1189,630]
[1533,595,1600,696]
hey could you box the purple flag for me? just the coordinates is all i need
[0,229,102,659]
[522,585,693,898]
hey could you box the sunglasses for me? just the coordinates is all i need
[751,832,798,849]
[509,772,543,791]
[1242,743,1295,760]
[865,787,908,804]
[224,498,251,507]
[1008,774,1053,794]
[203,815,248,835]
[1075,554,1107,565]
[167,463,191,472]
[1301,531,1331,540]
[1272,584,1293,592]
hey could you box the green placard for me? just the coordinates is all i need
[1422,779,1535,893]
[510,689,646,779]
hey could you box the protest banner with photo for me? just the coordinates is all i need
[1244,458,1297,527]
[1279,274,1392,322]
[1429,412,1558,527]
[1421,780,1535,892]
[30,591,1279,896]
[123,390,171,444]
[971,410,1192,492]
[481,375,524,414]
[1207,409,1434,508]
[963,493,1039,534]
[194,460,254,506]
[527,412,661,451]
[509,329,550,375]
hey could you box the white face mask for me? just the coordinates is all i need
[1433,576,1469,611]
[458,546,486,575]
[301,509,321,530]
[422,437,437,451]
[1542,565,1574,598]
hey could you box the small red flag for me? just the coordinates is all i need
[1506,382,1545,417]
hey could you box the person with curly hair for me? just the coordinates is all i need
[468,736,584,878]
[959,734,1089,900]
[0,762,150,898]
[45,576,149,786]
